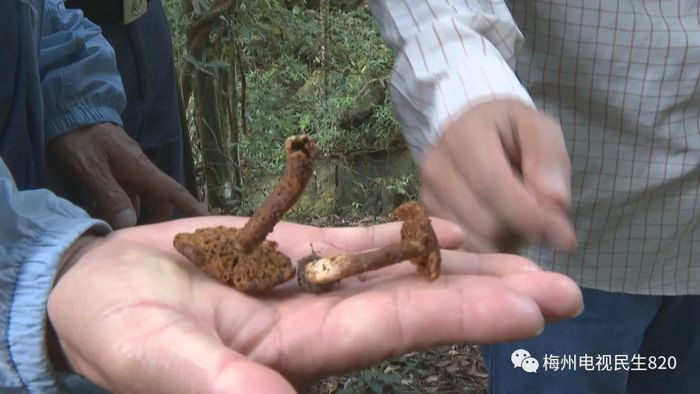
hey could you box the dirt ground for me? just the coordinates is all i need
[306,345,488,394]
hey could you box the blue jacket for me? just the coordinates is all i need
[0,0,125,190]
[1,0,124,391]
[0,159,111,393]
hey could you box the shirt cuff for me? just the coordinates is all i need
[431,55,535,145]
[44,105,124,143]
[390,55,535,164]
[8,216,110,393]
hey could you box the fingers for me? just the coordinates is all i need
[499,271,584,321]
[421,173,498,253]
[91,169,138,229]
[126,156,209,218]
[263,281,548,381]
[48,124,207,226]
[352,262,583,325]
[139,195,175,224]
[326,271,581,348]
[450,119,572,250]
[345,249,541,282]
[127,191,141,219]
[421,99,576,252]
[320,217,464,252]
[47,126,138,228]
[513,105,571,207]
[96,126,208,219]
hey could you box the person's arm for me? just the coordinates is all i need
[369,0,532,162]
[0,158,111,392]
[37,1,207,229]
[369,1,574,253]
[39,0,126,142]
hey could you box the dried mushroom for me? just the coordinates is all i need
[173,135,316,294]
[297,201,441,293]
[173,135,442,295]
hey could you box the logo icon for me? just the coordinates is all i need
[511,349,539,374]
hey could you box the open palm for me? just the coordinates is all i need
[48,217,582,393]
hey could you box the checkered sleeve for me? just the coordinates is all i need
[369,0,534,162]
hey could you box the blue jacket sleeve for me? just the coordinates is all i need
[39,0,126,142]
[0,158,111,393]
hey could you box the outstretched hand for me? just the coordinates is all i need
[48,217,583,393]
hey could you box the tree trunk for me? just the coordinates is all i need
[195,69,233,208]
[227,26,242,204]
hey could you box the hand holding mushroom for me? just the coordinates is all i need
[172,135,449,295]
[47,135,582,393]
[48,216,583,393]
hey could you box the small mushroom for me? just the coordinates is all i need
[297,201,441,293]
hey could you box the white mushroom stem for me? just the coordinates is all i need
[300,241,425,285]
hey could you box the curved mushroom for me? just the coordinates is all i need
[297,201,441,293]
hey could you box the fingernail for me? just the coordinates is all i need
[114,209,137,228]
[535,325,545,336]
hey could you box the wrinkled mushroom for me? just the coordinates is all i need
[173,226,295,294]
[173,135,317,294]
[297,201,441,293]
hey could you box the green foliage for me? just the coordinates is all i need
[239,2,399,157]
[168,0,415,218]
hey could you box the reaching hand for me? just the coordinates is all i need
[47,123,208,228]
[48,216,583,393]
[420,99,576,253]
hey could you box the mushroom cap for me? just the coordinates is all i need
[232,241,296,294]
[173,226,295,294]
[285,134,318,159]
[393,201,441,280]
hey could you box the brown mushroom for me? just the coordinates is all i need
[236,135,317,253]
[173,226,296,294]
[172,135,316,294]
[297,201,441,293]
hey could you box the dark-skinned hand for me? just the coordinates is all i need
[48,122,208,228]
[420,99,577,253]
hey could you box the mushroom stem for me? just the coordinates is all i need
[297,201,441,294]
[236,135,317,253]
[298,240,424,291]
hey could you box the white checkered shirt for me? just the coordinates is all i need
[370,0,700,295]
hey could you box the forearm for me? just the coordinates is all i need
[369,0,533,162]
